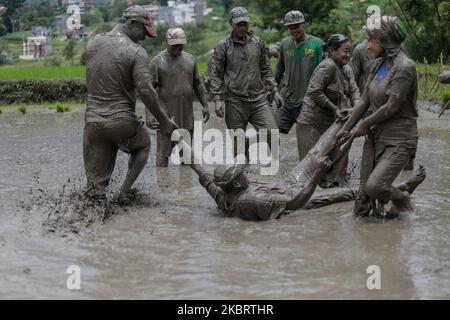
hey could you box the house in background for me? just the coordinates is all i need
[142,0,210,26]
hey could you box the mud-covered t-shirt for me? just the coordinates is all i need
[199,173,292,221]
[84,30,151,124]
[148,50,208,130]
[274,35,323,109]
[367,52,418,149]
[297,58,360,132]
[350,40,374,92]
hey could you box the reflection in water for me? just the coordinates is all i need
[0,103,449,299]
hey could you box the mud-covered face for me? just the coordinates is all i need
[232,172,249,191]
[331,40,352,66]
[368,37,384,58]
[167,43,184,57]
[288,23,305,41]
[232,21,248,40]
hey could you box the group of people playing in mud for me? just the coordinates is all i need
[82,5,426,221]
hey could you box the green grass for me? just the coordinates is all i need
[416,62,449,102]
[18,106,27,114]
[0,65,85,80]
[55,102,71,113]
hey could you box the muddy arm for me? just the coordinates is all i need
[339,89,370,134]
[208,41,227,100]
[354,94,402,131]
[286,160,328,210]
[274,44,285,85]
[134,57,175,134]
[259,39,278,93]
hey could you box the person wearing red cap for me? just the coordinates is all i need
[83,5,177,204]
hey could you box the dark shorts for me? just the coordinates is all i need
[273,104,301,134]
[83,119,150,188]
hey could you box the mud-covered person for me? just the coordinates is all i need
[351,36,415,171]
[83,5,177,203]
[338,16,426,218]
[191,158,339,221]
[351,39,374,93]
[208,6,283,159]
[297,34,360,187]
[273,11,323,148]
[145,27,210,167]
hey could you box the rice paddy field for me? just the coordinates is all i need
[0,65,85,80]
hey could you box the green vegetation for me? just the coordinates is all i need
[0,65,85,80]
[0,79,86,104]
[17,105,26,114]
[443,87,450,104]
[55,102,71,113]
[0,0,449,106]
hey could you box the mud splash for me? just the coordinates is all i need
[1,101,450,299]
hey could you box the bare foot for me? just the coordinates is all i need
[391,191,413,214]
[398,165,426,194]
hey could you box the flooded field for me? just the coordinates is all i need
[0,102,449,299]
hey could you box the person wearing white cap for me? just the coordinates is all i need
[83,5,177,204]
[146,27,210,167]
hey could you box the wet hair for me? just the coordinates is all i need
[327,34,350,53]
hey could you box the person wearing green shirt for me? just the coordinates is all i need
[273,11,323,159]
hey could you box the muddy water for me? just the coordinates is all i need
[0,102,449,299]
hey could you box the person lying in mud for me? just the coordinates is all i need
[173,121,356,220]
[337,16,426,218]
[176,114,426,220]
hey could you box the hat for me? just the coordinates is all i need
[284,10,305,26]
[229,7,250,24]
[166,27,187,45]
[122,5,157,38]
[213,164,246,189]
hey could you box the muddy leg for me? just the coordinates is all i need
[83,124,118,198]
[121,146,150,193]
[365,146,415,218]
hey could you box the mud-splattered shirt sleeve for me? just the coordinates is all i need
[259,39,278,93]
[209,41,227,99]
[346,66,360,107]
[386,64,416,101]
[193,58,209,108]
[133,48,152,83]
[148,56,159,89]
[307,61,338,110]
[274,42,285,86]
[351,47,363,88]
[199,173,226,211]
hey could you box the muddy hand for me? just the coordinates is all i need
[203,106,210,123]
[336,130,352,146]
[160,117,178,136]
[272,91,283,108]
[215,100,225,118]
[317,156,333,172]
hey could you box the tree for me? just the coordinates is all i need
[249,0,339,37]
[389,0,450,61]
[0,0,25,33]
[17,0,61,31]
[63,39,76,65]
